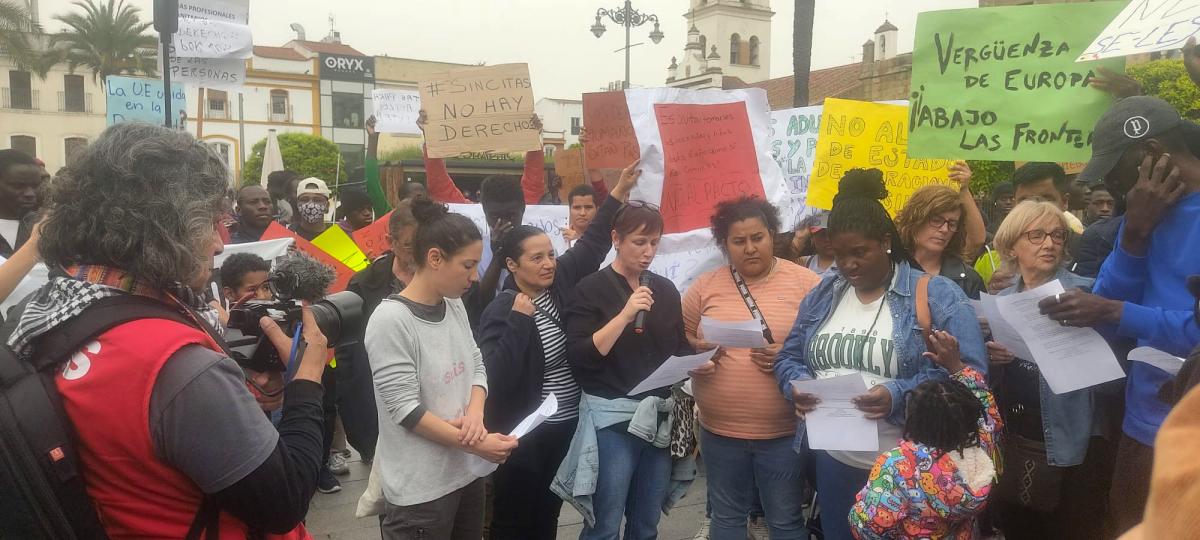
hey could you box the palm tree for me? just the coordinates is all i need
[792,0,815,107]
[0,0,53,75]
[51,0,157,83]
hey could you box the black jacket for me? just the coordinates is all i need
[939,257,986,300]
[1071,216,1122,279]
[476,195,620,433]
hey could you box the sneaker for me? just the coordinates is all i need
[328,452,349,475]
[339,447,352,458]
[693,518,710,540]
[317,467,342,494]
[747,516,769,540]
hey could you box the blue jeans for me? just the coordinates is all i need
[580,425,672,540]
[701,428,808,540]
[814,451,870,540]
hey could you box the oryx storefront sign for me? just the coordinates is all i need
[319,53,374,83]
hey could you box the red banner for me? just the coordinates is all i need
[260,222,356,293]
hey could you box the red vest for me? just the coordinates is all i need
[55,317,309,540]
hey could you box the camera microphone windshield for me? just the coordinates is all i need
[271,253,336,302]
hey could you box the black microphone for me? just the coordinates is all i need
[633,272,650,334]
[271,253,336,302]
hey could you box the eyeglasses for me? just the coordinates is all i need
[927,215,960,232]
[615,200,661,222]
[1021,229,1067,245]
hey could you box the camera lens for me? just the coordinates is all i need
[309,291,363,344]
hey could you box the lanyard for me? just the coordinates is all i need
[729,265,775,345]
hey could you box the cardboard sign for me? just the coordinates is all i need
[907,3,1124,162]
[352,211,394,260]
[654,102,766,233]
[372,89,421,134]
[554,147,587,200]
[582,91,641,169]
[260,222,356,293]
[809,99,953,215]
[769,105,824,230]
[418,63,540,158]
[1079,1,1200,61]
[105,75,186,126]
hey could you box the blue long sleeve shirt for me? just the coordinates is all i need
[1093,191,1200,446]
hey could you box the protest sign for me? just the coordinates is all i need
[1079,1,1200,61]
[215,238,293,268]
[601,228,725,292]
[907,3,1124,162]
[105,75,186,126]
[582,91,641,169]
[624,88,792,235]
[372,89,422,134]
[809,99,952,215]
[447,204,570,262]
[173,18,252,59]
[352,211,393,260]
[554,147,587,200]
[260,223,356,293]
[168,0,247,90]
[312,226,371,272]
[1015,160,1087,175]
[418,63,540,158]
[769,105,823,230]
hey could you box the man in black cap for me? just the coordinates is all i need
[1040,96,1200,535]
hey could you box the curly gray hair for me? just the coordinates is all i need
[39,123,229,287]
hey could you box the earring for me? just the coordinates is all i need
[886,248,892,254]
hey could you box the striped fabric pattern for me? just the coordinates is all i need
[533,291,580,423]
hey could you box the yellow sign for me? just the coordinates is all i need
[312,225,370,272]
[809,99,953,215]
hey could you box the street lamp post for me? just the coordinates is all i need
[590,0,664,89]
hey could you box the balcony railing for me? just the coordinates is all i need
[1,88,39,110]
[268,103,293,123]
[57,91,93,113]
[206,103,230,120]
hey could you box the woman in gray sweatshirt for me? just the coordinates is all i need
[365,197,518,540]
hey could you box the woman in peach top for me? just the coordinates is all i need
[683,196,823,540]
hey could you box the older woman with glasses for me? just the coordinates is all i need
[986,201,1121,540]
[893,163,988,299]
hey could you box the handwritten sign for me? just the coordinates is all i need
[418,63,540,159]
[105,75,186,126]
[352,211,394,260]
[554,147,586,200]
[907,3,1124,162]
[600,228,725,292]
[809,99,952,215]
[1079,1,1200,61]
[769,105,823,230]
[168,0,247,90]
[260,222,356,293]
[582,91,641,169]
[654,102,765,233]
[173,17,252,59]
[372,89,422,134]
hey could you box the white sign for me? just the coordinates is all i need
[372,89,422,134]
[769,105,823,231]
[215,238,294,268]
[601,228,725,293]
[1078,1,1200,61]
[169,0,248,90]
[173,18,253,59]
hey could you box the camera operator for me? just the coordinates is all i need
[15,123,329,538]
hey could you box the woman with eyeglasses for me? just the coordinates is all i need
[555,200,693,540]
[986,201,1119,540]
[893,163,988,299]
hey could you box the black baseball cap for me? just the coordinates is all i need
[1079,96,1183,184]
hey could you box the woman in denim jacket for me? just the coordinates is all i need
[773,169,987,540]
[986,201,1121,539]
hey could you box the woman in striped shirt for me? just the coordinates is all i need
[476,162,638,540]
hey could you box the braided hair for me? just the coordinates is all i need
[903,378,985,458]
[827,168,912,265]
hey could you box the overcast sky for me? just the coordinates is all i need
[34,0,977,99]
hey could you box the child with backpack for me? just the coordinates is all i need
[849,331,1002,540]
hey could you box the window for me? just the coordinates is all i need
[729,34,741,64]
[10,135,36,157]
[699,35,707,54]
[63,74,84,112]
[270,89,289,121]
[207,89,228,119]
[332,92,363,129]
[206,141,231,166]
[64,137,88,166]
[543,144,556,157]
[570,117,581,136]
[749,36,760,65]
[8,70,32,109]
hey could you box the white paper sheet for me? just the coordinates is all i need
[173,18,253,59]
[372,89,422,134]
[791,374,877,452]
[994,280,1125,394]
[627,348,720,396]
[1078,1,1200,62]
[468,393,560,477]
[700,316,767,349]
[980,293,1034,361]
[1129,346,1187,376]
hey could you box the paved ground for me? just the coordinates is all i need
[305,450,709,540]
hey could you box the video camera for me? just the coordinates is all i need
[224,254,363,372]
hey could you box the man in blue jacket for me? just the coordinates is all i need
[1042,96,1200,535]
